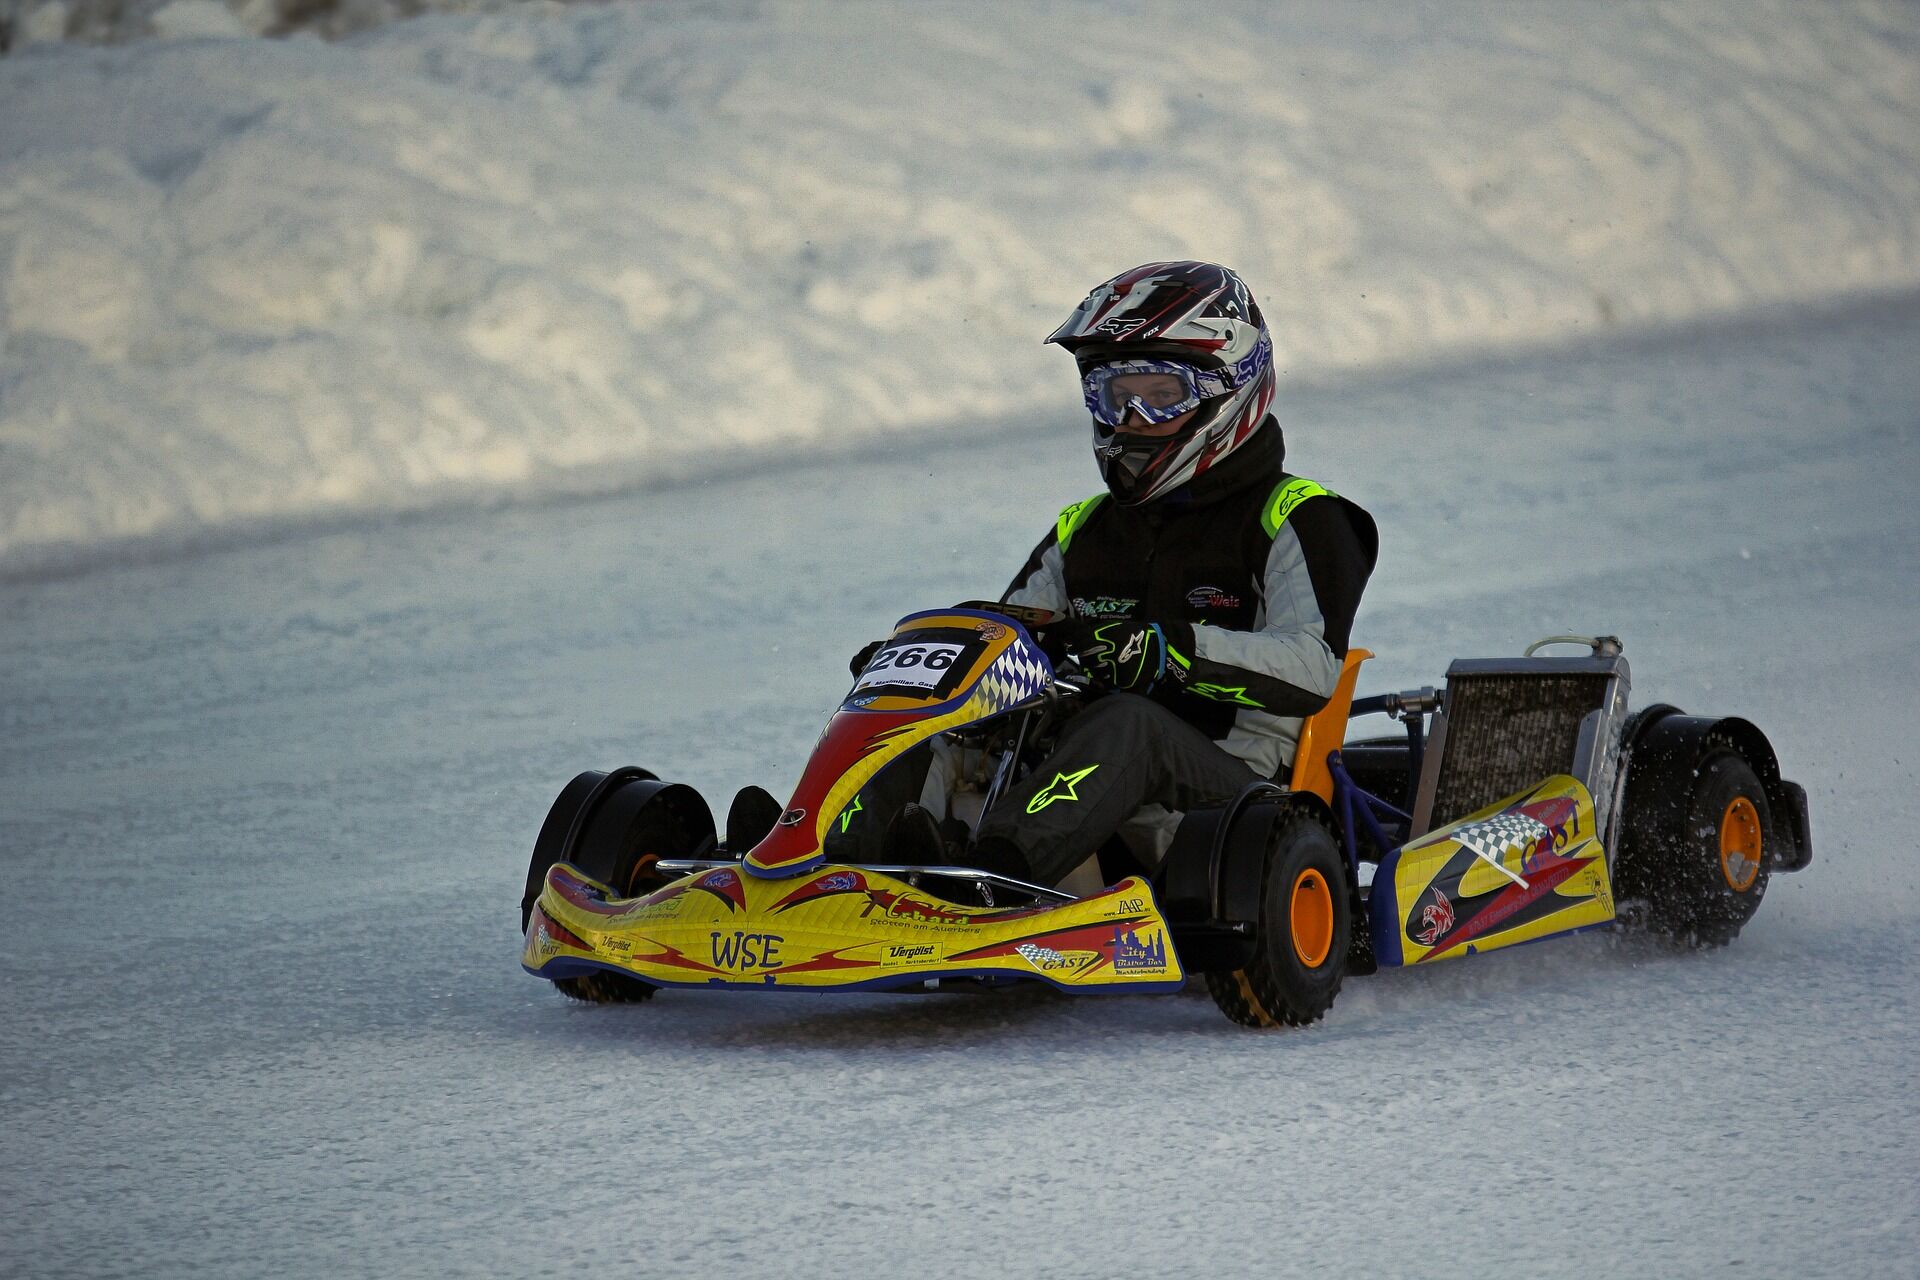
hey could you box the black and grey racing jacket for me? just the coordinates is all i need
[1002,423,1377,778]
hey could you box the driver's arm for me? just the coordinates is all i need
[1000,527,1070,615]
[1172,496,1372,715]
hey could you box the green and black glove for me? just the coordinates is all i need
[849,639,886,677]
[1051,619,1195,692]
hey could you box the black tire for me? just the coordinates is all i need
[1206,808,1351,1028]
[1618,748,1772,948]
[554,797,691,1005]
[524,769,712,1004]
[521,767,661,933]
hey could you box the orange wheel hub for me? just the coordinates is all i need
[1719,796,1763,891]
[1289,868,1335,967]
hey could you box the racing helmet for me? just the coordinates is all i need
[1046,261,1276,505]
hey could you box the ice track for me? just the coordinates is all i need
[2,297,1917,1278]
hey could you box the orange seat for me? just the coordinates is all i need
[1286,648,1373,805]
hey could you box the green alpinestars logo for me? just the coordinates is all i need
[1026,764,1101,815]
[838,795,863,833]
[1189,682,1264,708]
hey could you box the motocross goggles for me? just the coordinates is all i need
[1080,332,1272,429]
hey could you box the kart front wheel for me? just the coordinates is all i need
[1206,807,1350,1028]
[524,767,715,1004]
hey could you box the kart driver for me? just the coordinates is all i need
[839,260,1377,890]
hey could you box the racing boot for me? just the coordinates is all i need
[885,804,1024,907]
[883,803,965,867]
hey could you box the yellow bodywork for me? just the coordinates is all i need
[1383,775,1616,965]
[744,610,1051,876]
[524,862,1185,993]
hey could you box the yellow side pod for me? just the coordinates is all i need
[1373,775,1617,967]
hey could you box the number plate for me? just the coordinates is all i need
[853,640,969,694]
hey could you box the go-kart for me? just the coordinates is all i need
[520,605,1813,1028]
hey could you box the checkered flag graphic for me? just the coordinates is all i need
[973,646,1051,713]
[1454,811,1550,867]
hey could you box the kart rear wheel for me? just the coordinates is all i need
[1206,807,1350,1028]
[1618,748,1773,948]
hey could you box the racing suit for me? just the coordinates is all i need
[974,422,1377,883]
[826,422,1376,887]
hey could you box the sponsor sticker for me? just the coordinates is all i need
[1111,926,1168,973]
[861,890,974,926]
[630,889,687,916]
[1072,596,1139,619]
[1016,942,1072,971]
[1186,585,1243,610]
[709,930,784,971]
[1412,887,1455,947]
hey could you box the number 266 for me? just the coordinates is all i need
[870,645,955,672]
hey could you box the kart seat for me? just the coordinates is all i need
[1287,648,1373,805]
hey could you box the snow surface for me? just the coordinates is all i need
[3,1,1919,576]
[3,294,1918,1278]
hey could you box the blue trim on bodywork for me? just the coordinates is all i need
[744,851,825,881]
[1369,843,1405,969]
[526,954,1185,997]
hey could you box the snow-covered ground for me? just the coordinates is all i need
[3,1,1918,576]
[3,294,1917,1278]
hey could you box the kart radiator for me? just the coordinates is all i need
[1411,655,1632,843]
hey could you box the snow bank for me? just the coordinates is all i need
[0,0,572,49]
[2,0,1917,575]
